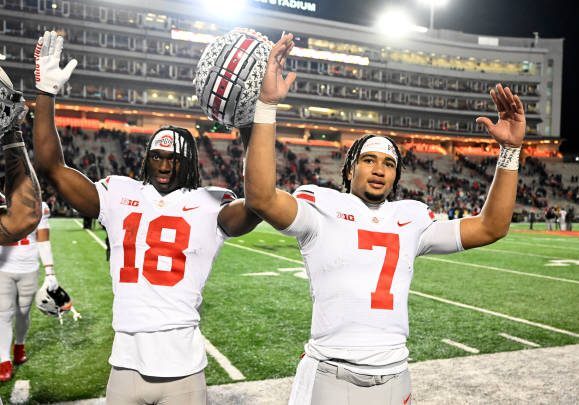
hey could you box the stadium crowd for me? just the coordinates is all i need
[1,121,576,227]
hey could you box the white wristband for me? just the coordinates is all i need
[497,145,521,171]
[38,240,54,269]
[253,100,277,124]
[2,142,26,151]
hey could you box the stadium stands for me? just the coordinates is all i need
[4,122,575,224]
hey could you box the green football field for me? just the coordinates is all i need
[0,219,577,403]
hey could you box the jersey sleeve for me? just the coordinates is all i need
[205,187,238,240]
[95,176,113,228]
[205,187,237,206]
[417,218,464,256]
[280,185,322,251]
[37,202,51,230]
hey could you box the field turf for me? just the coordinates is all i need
[0,219,577,403]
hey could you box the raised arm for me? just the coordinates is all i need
[459,84,525,248]
[32,31,99,218]
[244,34,299,230]
[0,66,42,244]
[0,127,42,244]
[216,127,262,237]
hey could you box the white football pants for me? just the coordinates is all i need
[310,361,412,405]
[0,271,38,362]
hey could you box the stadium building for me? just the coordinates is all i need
[0,0,575,215]
[0,0,563,143]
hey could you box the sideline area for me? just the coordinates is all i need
[54,344,579,405]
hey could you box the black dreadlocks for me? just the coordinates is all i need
[139,125,201,190]
[341,134,403,200]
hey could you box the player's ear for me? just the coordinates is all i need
[347,164,354,182]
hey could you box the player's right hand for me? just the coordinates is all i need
[44,274,59,292]
[34,30,77,95]
[259,32,296,105]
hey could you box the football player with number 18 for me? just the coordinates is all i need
[244,33,526,405]
[32,31,261,404]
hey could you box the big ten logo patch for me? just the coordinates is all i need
[121,198,140,207]
[337,212,355,222]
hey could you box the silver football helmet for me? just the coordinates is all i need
[35,278,81,324]
[194,28,273,128]
[0,67,27,136]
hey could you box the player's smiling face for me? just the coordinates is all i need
[147,150,182,194]
[349,151,397,204]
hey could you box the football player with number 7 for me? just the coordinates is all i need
[244,33,526,405]
[32,31,261,404]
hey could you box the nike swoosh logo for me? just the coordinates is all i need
[398,220,412,227]
[403,393,411,404]
[183,206,200,211]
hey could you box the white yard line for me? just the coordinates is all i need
[419,256,579,285]
[502,239,579,252]
[224,242,303,264]
[242,272,279,277]
[278,267,305,272]
[73,220,245,381]
[411,291,579,338]
[73,219,107,249]
[10,380,30,404]
[441,339,480,354]
[225,242,579,339]
[498,333,541,348]
[204,337,246,381]
[478,247,564,260]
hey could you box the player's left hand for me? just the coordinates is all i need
[259,32,296,105]
[476,84,525,148]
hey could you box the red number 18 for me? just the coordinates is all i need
[121,213,191,287]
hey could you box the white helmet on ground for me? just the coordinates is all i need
[35,278,81,324]
[194,28,273,128]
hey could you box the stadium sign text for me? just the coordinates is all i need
[253,0,317,13]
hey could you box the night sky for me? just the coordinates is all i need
[285,0,579,152]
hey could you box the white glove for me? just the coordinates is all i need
[44,270,59,292]
[34,30,77,95]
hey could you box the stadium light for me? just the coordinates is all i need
[418,0,449,30]
[376,8,426,37]
[203,0,247,20]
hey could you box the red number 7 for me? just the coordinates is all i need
[358,230,400,310]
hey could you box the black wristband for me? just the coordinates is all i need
[2,129,24,145]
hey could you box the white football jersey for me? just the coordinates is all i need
[0,202,50,274]
[282,185,462,368]
[96,176,235,334]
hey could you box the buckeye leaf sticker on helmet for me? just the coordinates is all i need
[194,28,273,128]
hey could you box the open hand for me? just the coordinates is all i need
[35,30,78,95]
[259,33,296,105]
[476,84,526,148]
